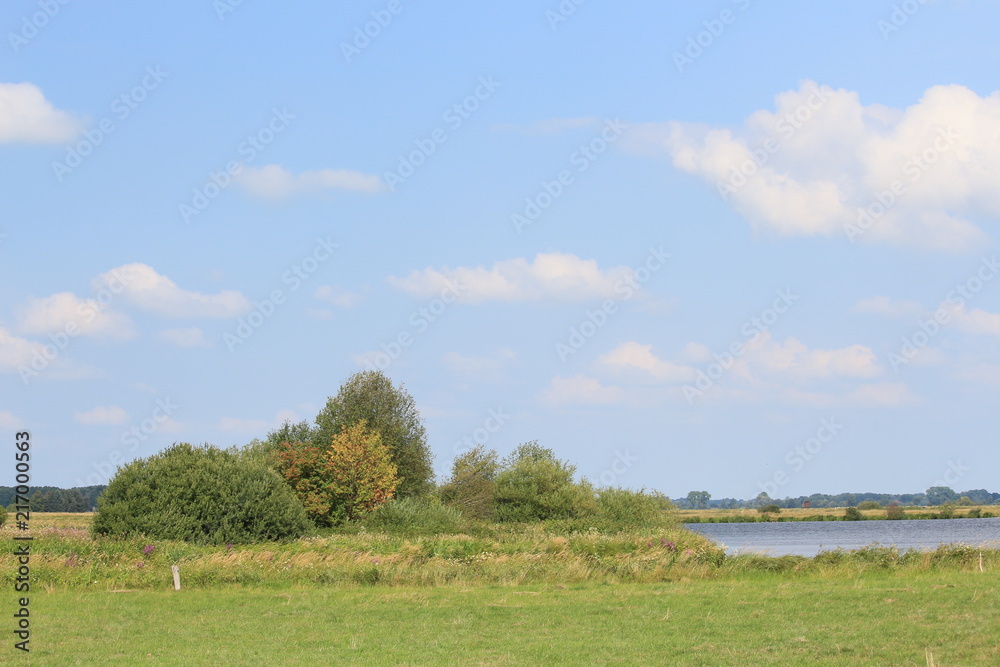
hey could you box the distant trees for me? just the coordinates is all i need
[686,491,711,509]
[857,501,881,510]
[926,486,958,506]
[93,443,311,544]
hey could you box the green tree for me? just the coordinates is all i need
[844,506,863,521]
[857,500,882,510]
[438,446,500,521]
[686,490,711,509]
[885,501,905,520]
[314,371,433,497]
[93,443,312,544]
[926,486,957,506]
[758,504,781,515]
[494,441,598,522]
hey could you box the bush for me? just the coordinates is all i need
[593,488,677,530]
[0,504,6,527]
[885,502,905,520]
[494,442,598,522]
[844,507,864,521]
[438,446,499,521]
[758,504,782,515]
[361,497,464,534]
[92,443,312,544]
[857,500,881,510]
[936,504,956,519]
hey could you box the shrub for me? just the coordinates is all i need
[362,496,464,534]
[0,504,6,527]
[494,442,598,522]
[438,446,499,521]
[758,504,781,515]
[936,504,956,519]
[885,502,905,520]
[857,500,882,510]
[967,508,982,518]
[843,507,863,521]
[599,488,676,525]
[92,443,312,544]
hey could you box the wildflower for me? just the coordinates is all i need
[65,553,79,567]
[226,543,235,552]
[142,544,156,555]
[137,561,144,569]
[665,542,676,551]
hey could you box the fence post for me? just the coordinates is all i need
[171,565,181,591]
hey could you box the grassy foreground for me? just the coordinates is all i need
[10,571,999,665]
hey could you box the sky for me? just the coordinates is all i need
[1,0,998,500]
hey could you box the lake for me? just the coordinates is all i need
[686,517,1000,557]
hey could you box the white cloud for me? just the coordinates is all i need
[17,292,136,340]
[0,82,82,143]
[853,296,924,317]
[945,303,1000,336]
[638,81,1000,250]
[846,382,918,407]
[491,117,598,134]
[235,164,386,198]
[540,374,624,407]
[74,405,129,425]
[158,327,211,348]
[0,327,48,373]
[744,333,883,381]
[388,253,635,304]
[316,285,364,308]
[598,342,697,383]
[0,410,24,429]
[93,264,252,318]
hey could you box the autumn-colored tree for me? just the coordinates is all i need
[326,420,399,521]
[277,420,398,525]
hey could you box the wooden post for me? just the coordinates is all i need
[171,565,181,591]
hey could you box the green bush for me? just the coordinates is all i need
[0,503,6,527]
[758,504,782,515]
[92,443,312,544]
[438,446,499,521]
[885,502,905,520]
[494,442,598,522]
[857,500,881,510]
[594,488,676,529]
[361,496,464,534]
[844,507,863,521]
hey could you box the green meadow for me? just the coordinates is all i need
[3,513,999,664]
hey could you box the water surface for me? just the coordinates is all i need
[686,517,1000,557]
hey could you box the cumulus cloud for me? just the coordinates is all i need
[597,341,697,383]
[0,327,48,373]
[388,253,635,304]
[0,82,82,143]
[943,303,1000,336]
[635,81,1000,250]
[235,164,386,198]
[540,374,624,407]
[743,333,882,381]
[158,327,211,348]
[17,292,136,340]
[93,264,252,318]
[74,405,129,425]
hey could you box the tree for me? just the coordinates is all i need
[758,504,781,515]
[325,420,399,521]
[92,443,312,544]
[278,420,399,524]
[885,502,905,520]
[844,506,863,521]
[926,486,958,506]
[314,371,433,497]
[494,441,598,522]
[857,500,882,510]
[686,490,711,509]
[439,446,500,521]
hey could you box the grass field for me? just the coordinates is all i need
[10,571,998,665]
[4,514,998,664]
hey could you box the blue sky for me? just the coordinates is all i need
[2,1,998,499]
